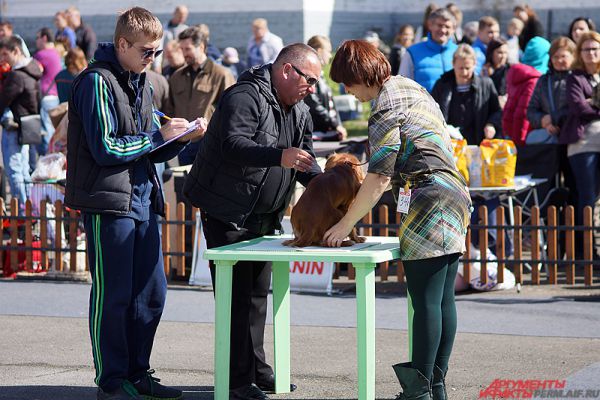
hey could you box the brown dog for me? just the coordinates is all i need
[283,153,366,247]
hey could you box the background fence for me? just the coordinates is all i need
[0,198,597,286]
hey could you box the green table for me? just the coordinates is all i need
[204,234,405,400]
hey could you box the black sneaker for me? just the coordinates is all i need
[230,383,270,400]
[131,369,183,400]
[97,381,142,399]
[255,374,297,394]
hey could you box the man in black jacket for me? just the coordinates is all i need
[184,43,322,400]
[66,6,97,60]
[0,36,41,214]
[305,35,347,140]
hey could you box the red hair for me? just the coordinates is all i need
[330,39,391,87]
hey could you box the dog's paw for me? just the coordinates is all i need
[356,236,366,243]
[282,239,296,247]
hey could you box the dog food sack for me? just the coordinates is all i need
[451,139,469,185]
[480,139,517,187]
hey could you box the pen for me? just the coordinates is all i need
[153,110,172,120]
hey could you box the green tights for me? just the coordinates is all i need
[403,253,460,380]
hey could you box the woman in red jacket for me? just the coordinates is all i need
[502,36,550,145]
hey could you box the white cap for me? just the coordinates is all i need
[363,31,380,44]
[222,47,239,64]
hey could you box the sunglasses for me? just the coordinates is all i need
[582,47,600,53]
[126,39,163,60]
[291,64,318,86]
[141,48,163,59]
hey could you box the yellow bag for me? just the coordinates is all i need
[480,139,517,187]
[451,139,469,185]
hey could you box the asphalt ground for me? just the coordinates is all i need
[0,279,599,400]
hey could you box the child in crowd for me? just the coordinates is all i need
[505,17,524,64]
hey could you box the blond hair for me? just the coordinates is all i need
[573,31,600,73]
[252,18,268,29]
[307,35,331,51]
[446,3,463,25]
[66,6,80,17]
[453,43,476,63]
[508,17,524,31]
[114,7,163,44]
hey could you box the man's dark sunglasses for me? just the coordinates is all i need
[141,48,163,59]
[291,64,318,86]
[126,39,163,60]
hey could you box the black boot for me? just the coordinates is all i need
[392,362,432,400]
[431,365,447,400]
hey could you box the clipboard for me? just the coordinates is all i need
[150,122,199,153]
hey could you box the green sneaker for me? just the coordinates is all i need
[131,369,183,400]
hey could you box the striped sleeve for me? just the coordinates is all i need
[74,72,160,166]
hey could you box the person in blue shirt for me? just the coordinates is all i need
[472,16,500,75]
[54,11,76,50]
[64,7,206,400]
[399,8,458,92]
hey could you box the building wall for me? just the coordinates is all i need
[2,0,600,56]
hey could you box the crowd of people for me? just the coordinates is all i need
[0,3,596,226]
[0,5,350,216]
[0,3,599,400]
[384,4,600,258]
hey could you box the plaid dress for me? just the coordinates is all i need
[367,76,471,260]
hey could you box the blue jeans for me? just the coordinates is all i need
[2,129,31,215]
[568,152,600,226]
[29,95,60,171]
[470,197,513,256]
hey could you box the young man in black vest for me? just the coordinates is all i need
[65,7,206,400]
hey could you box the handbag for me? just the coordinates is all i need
[18,114,43,145]
[48,102,68,129]
[16,78,54,145]
[525,128,558,144]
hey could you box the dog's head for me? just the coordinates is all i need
[324,153,365,182]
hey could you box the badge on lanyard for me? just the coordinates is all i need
[397,182,411,214]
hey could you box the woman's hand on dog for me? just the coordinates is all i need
[323,219,354,247]
[281,148,315,172]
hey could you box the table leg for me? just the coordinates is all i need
[214,260,235,400]
[507,195,515,227]
[272,261,291,393]
[507,195,515,249]
[354,263,375,400]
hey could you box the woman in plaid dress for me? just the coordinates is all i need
[325,40,471,400]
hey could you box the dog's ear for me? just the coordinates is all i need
[324,153,342,171]
[325,152,360,171]
[354,164,365,182]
